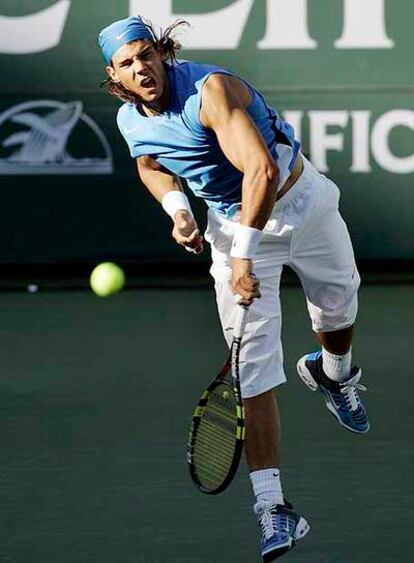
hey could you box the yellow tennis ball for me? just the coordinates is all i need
[222,390,230,400]
[90,262,125,297]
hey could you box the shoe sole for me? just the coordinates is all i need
[296,357,319,392]
[262,517,310,562]
[296,358,370,435]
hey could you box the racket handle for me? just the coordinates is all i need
[233,303,249,339]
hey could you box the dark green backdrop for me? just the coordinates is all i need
[0,1,413,264]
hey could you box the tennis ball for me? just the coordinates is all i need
[90,262,125,297]
[222,390,230,400]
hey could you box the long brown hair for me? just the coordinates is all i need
[100,18,189,105]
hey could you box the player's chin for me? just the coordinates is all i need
[139,88,161,102]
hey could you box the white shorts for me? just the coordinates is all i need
[204,157,360,399]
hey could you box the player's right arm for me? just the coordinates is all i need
[136,155,204,254]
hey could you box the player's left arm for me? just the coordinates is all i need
[200,73,280,231]
[200,73,279,302]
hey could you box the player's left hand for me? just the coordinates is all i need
[231,258,260,305]
[172,210,204,254]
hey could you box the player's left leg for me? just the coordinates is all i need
[290,163,370,434]
[297,327,370,435]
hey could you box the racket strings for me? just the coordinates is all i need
[192,383,239,490]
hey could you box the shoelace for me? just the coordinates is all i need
[259,508,291,540]
[339,375,367,411]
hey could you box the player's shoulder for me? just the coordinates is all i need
[201,71,252,112]
[116,102,134,124]
[173,58,217,72]
[116,102,138,135]
[172,59,228,85]
[202,71,239,92]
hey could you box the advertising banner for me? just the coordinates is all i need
[0,1,412,263]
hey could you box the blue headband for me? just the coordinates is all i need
[98,16,153,65]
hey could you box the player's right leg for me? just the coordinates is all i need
[214,274,310,560]
[206,205,310,560]
[244,391,310,561]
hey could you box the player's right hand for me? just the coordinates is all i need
[172,210,204,254]
[231,258,261,305]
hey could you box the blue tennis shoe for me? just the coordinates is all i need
[255,500,310,561]
[297,351,370,434]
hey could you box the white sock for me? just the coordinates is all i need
[250,468,284,506]
[322,347,352,382]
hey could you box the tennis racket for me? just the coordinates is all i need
[187,303,249,495]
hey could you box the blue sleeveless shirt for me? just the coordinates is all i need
[117,60,300,216]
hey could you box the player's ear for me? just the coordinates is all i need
[106,64,120,83]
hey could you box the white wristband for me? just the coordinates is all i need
[161,191,193,219]
[230,224,263,259]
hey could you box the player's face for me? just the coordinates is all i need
[108,40,167,105]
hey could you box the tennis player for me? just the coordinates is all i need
[98,16,370,561]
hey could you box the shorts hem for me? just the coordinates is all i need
[312,319,356,333]
[241,371,287,399]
